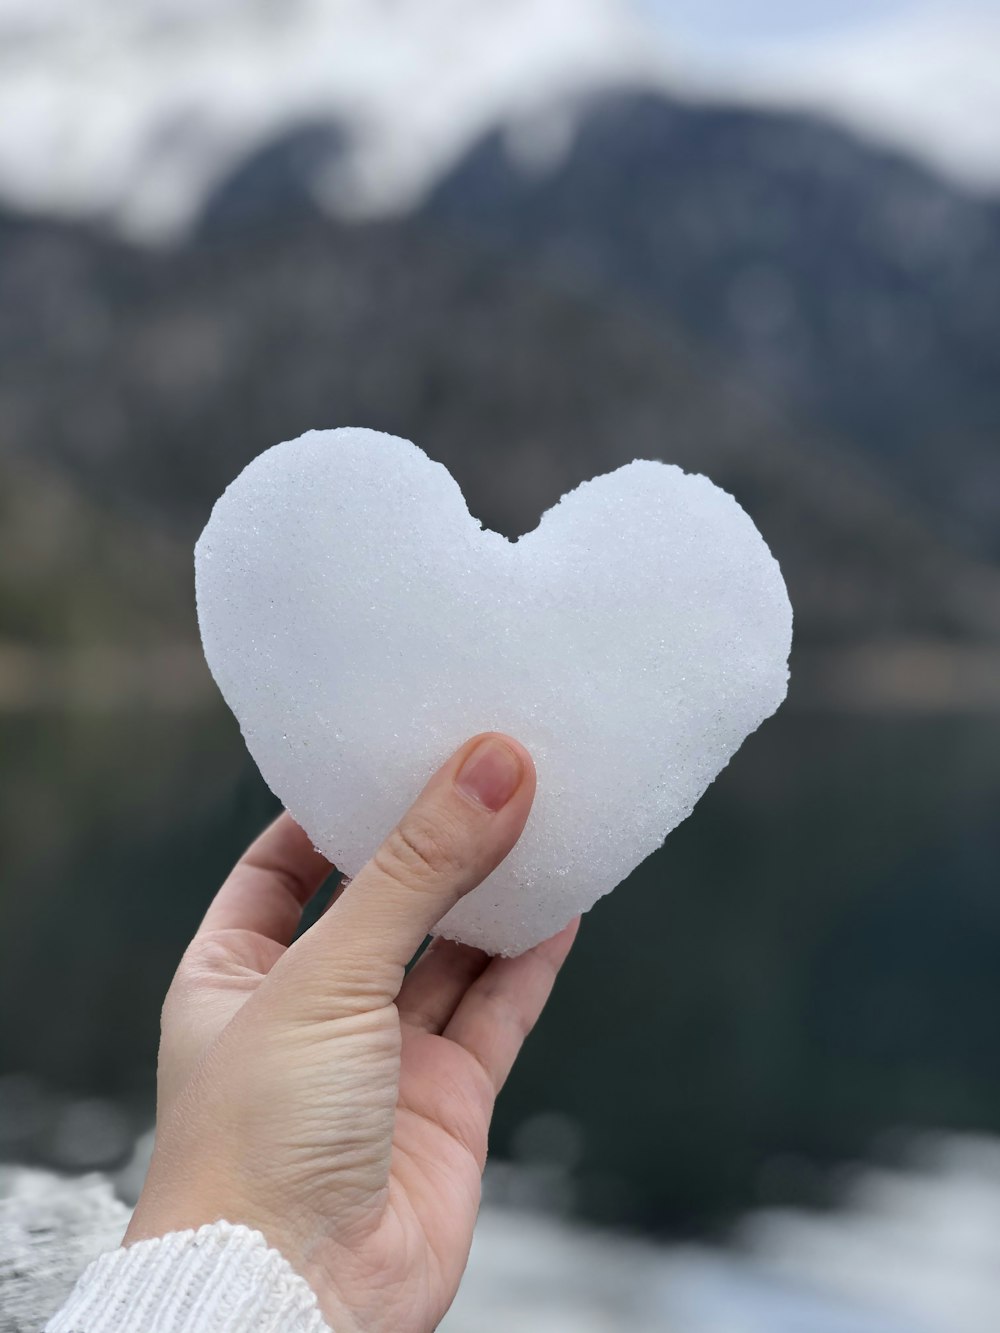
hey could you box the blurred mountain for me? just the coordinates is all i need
[3,193,1000,677]
[4,84,1000,680]
[424,91,1000,561]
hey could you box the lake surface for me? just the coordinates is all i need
[3,703,999,1232]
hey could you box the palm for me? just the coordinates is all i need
[330,1027,494,1328]
[398,1025,490,1210]
[150,811,576,1333]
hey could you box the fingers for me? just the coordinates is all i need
[196,812,334,946]
[444,917,579,1093]
[267,733,535,1021]
[396,938,491,1034]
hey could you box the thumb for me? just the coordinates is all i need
[264,733,535,1021]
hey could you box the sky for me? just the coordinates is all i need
[649,0,1000,194]
[643,0,988,46]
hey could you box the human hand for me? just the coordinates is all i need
[124,733,578,1332]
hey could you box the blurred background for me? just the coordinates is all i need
[2,1,1000,1328]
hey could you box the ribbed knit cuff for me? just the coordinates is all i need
[45,1221,333,1333]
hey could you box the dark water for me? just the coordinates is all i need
[2,704,999,1232]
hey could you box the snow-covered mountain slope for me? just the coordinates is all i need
[0,0,660,239]
[0,0,998,242]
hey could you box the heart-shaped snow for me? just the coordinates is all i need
[195,427,792,955]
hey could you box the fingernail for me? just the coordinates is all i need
[455,737,524,812]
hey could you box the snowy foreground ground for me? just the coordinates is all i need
[4,1131,1000,1332]
[445,1135,1000,1332]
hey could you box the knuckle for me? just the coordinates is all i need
[483,984,534,1043]
[162,931,234,1018]
[374,808,467,888]
[182,931,235,973]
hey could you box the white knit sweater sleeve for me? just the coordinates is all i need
[44,1221,333,1333]
[0,1166,332,1333]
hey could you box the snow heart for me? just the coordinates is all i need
[195,427,792,955]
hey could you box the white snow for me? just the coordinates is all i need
[194,427,791,955]
[441,1133,1000,1331]
[7,1118,1000,1329]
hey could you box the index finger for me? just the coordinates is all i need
[196,812,335,945]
